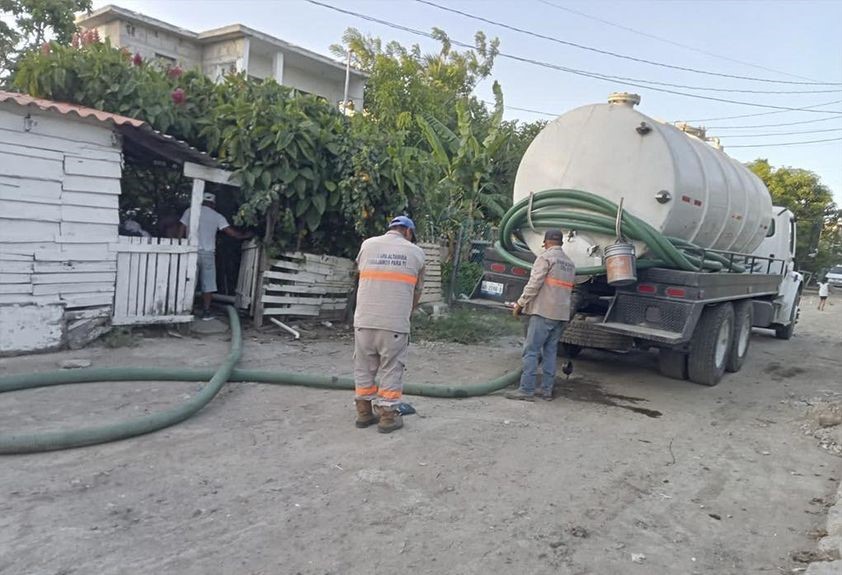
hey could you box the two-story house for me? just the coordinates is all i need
[77,5,366,108]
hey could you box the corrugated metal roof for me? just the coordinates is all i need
[0,90,219,167]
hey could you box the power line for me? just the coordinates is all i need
[305,1,842,115]
[708,116,842,129]
[483,100,558,117]
[537,0,817,82]
[727,136,842,148]
[715,127,842,138]
[414,0,842,87]
[681,98,842,122]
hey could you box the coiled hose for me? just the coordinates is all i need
[495,189,744,275]
[0,306,521,454]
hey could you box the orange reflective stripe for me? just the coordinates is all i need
[546,277,574,289]
[377,389,402,400]
[359,270,418,285]
[356,386,377,396]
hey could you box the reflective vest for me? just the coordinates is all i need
[517,245,576,321]
[354,231,426,333]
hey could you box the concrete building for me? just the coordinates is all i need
[77,5,366,108]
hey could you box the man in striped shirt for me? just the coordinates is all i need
[353,216,426,433]
[507,229,576,402]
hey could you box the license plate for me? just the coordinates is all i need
[481,281,504,296]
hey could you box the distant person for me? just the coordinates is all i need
[507,229,576,402]
[352,216,425,433]
[818,280,830,311]
[179,192,252,319]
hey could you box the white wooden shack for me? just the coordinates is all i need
[0,91,238,355]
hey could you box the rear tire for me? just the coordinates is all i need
[560,343,582,358]
[658,349,688,380]
[688,303,734,387]
[726,301,753,373]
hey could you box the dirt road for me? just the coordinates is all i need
[1,297,841,575]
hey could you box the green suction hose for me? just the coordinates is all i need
[495,189,744,275]
[0,306,521,454]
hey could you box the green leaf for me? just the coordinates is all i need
[295,197,310,216]
[312,194,326,215]
[305,205,322,231]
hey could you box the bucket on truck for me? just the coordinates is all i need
[604,242,637,286]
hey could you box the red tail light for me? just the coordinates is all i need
[665,287,686,298]
[637,284,656,294]
[489,263,506,273]
[511,267,528,276]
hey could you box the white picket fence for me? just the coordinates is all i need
[112,236,196,325]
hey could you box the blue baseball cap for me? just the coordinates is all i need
[389,215,416,232]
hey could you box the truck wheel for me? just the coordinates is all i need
[688,303,734,386]
[774,292,801,340]
[726,301,753,373]
[658,349,688,380]
[560,343,582,358]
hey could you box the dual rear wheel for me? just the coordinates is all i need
[658,300,753,386]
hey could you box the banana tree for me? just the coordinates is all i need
[416,82,509,235]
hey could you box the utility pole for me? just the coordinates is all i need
[342,50,352,115]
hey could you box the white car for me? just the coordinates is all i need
[827,266,842,288]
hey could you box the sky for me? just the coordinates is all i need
[89,0,842,200]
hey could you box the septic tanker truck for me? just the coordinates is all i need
[475,93,803,386]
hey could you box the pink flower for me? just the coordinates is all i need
[167,66,183,79]
[132,52,143,66]
[171,88,186,105]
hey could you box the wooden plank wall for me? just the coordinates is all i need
[258,252,356,320]
[419,242,443,304]
[0,108,121,322]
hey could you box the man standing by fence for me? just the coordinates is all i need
[179,192,252,319]
[353,216,426,433]
[507,229,576,402]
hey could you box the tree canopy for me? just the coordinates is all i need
[0,0,91,80]
[747,159,838,274]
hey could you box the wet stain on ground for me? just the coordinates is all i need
[553,376,662,418]
[763,362,807,380]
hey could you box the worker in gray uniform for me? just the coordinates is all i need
[353,216,426,433]
[507,229,576,401]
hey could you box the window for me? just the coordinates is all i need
[830,266,842,274]
[766,218,775,237]
[126,23,136,36]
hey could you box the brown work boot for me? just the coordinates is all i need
[355,399,378,428]
[377,407,403,434]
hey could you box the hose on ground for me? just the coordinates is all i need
[495,188,745,275]
[0,306,521,454]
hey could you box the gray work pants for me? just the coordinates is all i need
[354,328,408,407]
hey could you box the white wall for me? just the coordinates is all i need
[0,106,123,354]
[87,20,203,70]
[283,64,347,104]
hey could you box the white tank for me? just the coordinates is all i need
[513,93,773,269]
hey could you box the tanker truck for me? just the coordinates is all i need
[474,93,803,386]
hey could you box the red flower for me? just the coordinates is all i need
[167,65,183,79]
[171,88,186,105]
[132,52,143,66]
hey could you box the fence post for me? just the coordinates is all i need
[449,224,464,304]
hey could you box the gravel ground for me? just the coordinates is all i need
[1,297,841,575]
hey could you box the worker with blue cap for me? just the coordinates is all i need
[352,215,426,433]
